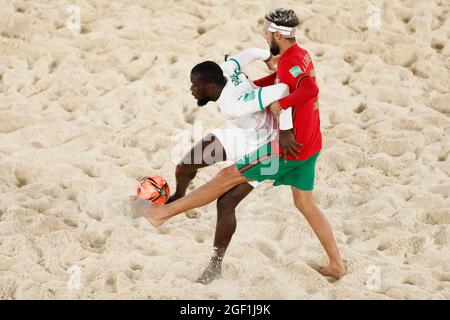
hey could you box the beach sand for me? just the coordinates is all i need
[0,0,449,299]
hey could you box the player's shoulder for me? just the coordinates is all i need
[279,46,313,78]
[220,61,235,76]
[279,55,298,69]
[281,45,309,62]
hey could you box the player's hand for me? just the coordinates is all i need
[264,55,279,71]
[279,129,303,159]
[270,101,283,116]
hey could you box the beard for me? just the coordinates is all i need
[269,38,280,56]
[196,97,210,107]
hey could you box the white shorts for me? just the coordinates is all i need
[210,126,275,188]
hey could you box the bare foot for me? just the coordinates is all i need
[129,196,169,228]
[318,262,347,279]
[196,259,222,285]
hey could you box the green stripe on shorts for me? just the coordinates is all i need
[236,143,320,191]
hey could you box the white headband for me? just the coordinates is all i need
[263,19,296,38]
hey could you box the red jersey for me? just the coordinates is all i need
[254,44,322,161]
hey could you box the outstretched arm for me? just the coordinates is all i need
[227,49,278,86]
[226,48,271,72]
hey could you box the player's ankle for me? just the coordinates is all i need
[210,255,223,265]
[211,247,226,263]
[329,259,345,269]
[169,192,184,200]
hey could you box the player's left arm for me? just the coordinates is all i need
[277,77,318,110]
[272,59,319,113]
[229,83,290,118]
[270,59,317,158]
[226,48,271,73]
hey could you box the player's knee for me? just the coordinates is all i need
[294,200,306,213]
[175,163,196,178]
[294,200,314,214]
[294,197,314,213]
[216,165,241,182]
[216,199,237,232]
[217,193,239,215]
[217,201,236,219]
[175,163,186,175]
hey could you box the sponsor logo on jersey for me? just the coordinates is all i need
[230,70,242,86]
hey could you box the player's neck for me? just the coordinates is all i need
[211,79,227,102]
[279,41,297,56]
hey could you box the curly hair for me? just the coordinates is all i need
[265,8,299,28]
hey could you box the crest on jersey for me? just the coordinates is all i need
[289,66,303,78]
[243,91,256,102]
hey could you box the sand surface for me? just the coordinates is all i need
[0,0,449,299]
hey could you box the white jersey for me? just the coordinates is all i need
[211,48,292,160]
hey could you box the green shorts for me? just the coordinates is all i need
[235,142,320,191]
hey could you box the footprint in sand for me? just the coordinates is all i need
[104,275,117,293]
[130,263,144,272]
[197,26,206,36]
[254,239,278,260]
[431,271,450,283]
[422,209,450,225]
[169,55,178,65]
[63,219,79,228]
[433,227,448,246]
[124,263,144,281]
[14,170,30,188]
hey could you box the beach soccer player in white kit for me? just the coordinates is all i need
[163,48,299,284]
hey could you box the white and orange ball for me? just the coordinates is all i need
[136,175,170,205]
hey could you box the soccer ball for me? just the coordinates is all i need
[136,175,170,205]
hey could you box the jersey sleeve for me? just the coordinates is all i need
[226,48,271,72]
[253,72,277,87]
[278,76,319,110]
[277,58,319,110]
[219,60,236,76]
[279,108,293,130]
[228,84,289,118]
